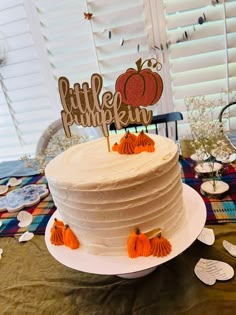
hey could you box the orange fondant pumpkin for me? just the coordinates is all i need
[135,130,155,147]
[134,145,145,154]
[126,130,137,142]
[120,131,137,144]
[112,142,119,151]
[144,143,155,152]
[63,225,80,249]
[150,233,172,257]
[118,135,136,154]
[115,58,163,107]
[127,228,151,258]
[50,218,64,232]
[50,225,64,246]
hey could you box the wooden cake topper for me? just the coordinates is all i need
[58,58,163,151]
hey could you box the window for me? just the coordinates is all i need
[147,0,236,136]
[1,0,236,161]
[0,0,57,161]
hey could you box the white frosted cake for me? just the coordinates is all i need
[45,133,184,255]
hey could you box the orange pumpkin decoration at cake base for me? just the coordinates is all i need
[150,232,172,257]
[63,224,80,249]
[127,228,151,258]
[50,225,64,246]
[115,58,163,108]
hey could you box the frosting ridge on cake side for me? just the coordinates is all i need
[46,133,184,256]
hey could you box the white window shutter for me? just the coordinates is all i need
[148,0,236,136]
[35,0,152,92]
[166,0,236,135]
[0,0,58,162]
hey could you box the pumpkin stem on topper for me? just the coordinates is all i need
[137,58,162,72]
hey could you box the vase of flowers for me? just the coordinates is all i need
[185,95,233,196]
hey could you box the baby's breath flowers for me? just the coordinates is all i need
[185,96,233,192]
[21,132,88,174]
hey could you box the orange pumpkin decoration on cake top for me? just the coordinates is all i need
[144,143,155,152]
[112,142,119,151]
[135,130,155,147]
[118,133,136,154]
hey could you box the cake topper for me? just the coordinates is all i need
[58,58,163,151]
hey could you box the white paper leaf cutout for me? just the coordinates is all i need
[0,185,8,195]
[19,231,34,243]
[17,211,33,227]
[223,240,236,257]
[7,177,22,187]
[194,258,234,285]
[195,267,216,285]
[0,220,2,227]
[197,228,215,245]
[0,248,3,259]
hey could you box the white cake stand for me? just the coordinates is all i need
[45,184,206,279]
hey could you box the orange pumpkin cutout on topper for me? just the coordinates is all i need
[115,58,163,108]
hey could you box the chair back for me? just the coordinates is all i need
[218,101,236,123]
[110,112,183,141]
[218,101,236,150]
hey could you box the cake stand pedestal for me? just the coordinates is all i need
[45,184,206,279]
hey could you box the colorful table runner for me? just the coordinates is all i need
[0,175,56,237]
[0,159,235,237]
[180,158,236,224]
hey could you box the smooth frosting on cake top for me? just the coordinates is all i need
[46,134,178,190]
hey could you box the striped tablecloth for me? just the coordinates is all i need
[0,159,235,237]
[180,158,236,224]
[0,175,56,237]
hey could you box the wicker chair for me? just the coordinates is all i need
[35,119,103,156]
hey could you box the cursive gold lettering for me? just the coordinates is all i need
[58,74,153,139]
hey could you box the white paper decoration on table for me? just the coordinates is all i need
[7,177,22,187]
[17,211,33,227]
[0,248,3,259]
[197,228,215,245]
[223,240,236,257]
[194,258,234,285]
[0,185,8,195]
[19,231,34,243]
[0,184,49,212]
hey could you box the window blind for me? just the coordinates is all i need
[0,0,153,161]
[0,0,57,161]
[35,0,151,91]
[149,0,236,136]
